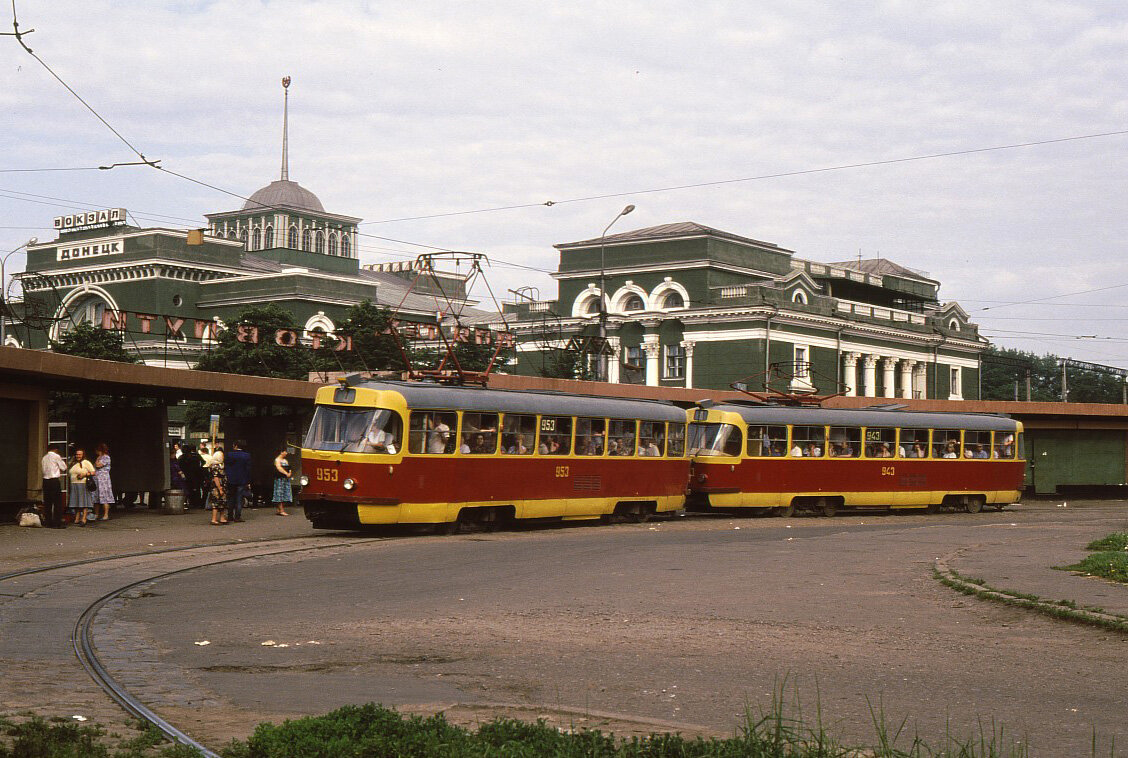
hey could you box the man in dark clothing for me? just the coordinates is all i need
[179,444,206,509]
[225,440,252,522]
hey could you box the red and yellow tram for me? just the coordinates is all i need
[299,379,690,529]
[687,401,1025,516]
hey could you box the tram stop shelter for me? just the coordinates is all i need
[0,346,317,512]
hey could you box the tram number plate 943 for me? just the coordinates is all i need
[315,467,339,482]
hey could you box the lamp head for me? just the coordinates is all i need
[27,237,37,246]
[622,205,635,216]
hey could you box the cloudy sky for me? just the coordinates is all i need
[3,1,1128,368]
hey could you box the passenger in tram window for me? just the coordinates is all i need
[876,443,892,458]
[470,434,490,454]
[806,441,822,458]
[790,442,804,457]
[973,443,989,459]
[772,443,786,456]
[508,434,529,455]
[942,441,958,459]
[577,436,597,456]
[427,416,451,454]
[607,438,620,456]
[898,444,906,457]
[643,439,661,457]
[909,442,926,458]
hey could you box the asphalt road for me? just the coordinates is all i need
[105,502,1128,755]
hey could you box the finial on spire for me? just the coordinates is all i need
[280,76,291,181]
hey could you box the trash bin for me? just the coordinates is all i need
[163,489,187,515]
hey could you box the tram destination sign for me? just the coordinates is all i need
[54,207,127,232]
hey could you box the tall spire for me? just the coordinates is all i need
[280,76,291,181]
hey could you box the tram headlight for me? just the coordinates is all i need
[299,475,309,487]
[343,478,356,491]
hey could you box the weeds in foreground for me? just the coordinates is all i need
[1062,552,1128,583]
[0,716,201,758]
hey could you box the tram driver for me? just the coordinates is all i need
[362,412,399,454]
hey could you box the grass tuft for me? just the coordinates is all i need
[1062,552,1128,583]
[1084,532,1128,552]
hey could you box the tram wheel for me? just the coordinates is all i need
[817,498,837,518]
[775,503,796,518]
[965,496,984,514]
[926,502,941,515]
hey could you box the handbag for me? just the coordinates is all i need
[86,477,97,492]
[19,511,42,527]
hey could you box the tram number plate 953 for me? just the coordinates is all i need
[315,468,339,482]
[554,465,570,478]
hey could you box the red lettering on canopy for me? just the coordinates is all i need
[236,324,259,344]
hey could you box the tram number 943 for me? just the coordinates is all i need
[315,468,339,482]
[880,466,895,477]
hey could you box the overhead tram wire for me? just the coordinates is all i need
[358,128,1128,226]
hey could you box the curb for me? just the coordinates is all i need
[934,552,1128,635]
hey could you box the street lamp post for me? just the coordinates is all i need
[597,204,635,382]
[0,238,36,346]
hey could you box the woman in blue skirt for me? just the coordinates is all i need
[68,449,96,526]
[272,447,292,516]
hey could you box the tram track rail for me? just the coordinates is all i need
[1,535,387,756]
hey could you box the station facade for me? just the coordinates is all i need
[8,84,472,369]
[504,222,987,398]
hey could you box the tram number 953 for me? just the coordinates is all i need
[554,466,570,478]
[314,468,339,482]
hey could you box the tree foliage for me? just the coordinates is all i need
[49,322,138,363]
[980,345,1127,403]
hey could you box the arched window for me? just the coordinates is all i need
[287,225,298,249]
[328,233,338,256]
[302,228,312,251]
[585,297,601,315]
[623,294,644,312]
[251,228,261,251]
[948,318,960,331]
[315,230,325,254]
[662,291,684,309]
[240,228,248,248]
[341,234,351,257]
[792,290,808,305]
[227,229,237,240]
[263,225,273,248]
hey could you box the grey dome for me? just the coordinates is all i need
[242,179,325,213]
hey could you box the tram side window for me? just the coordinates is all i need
[608,419,637,456]
[828,427,861,458]
[995,431,1018,459]
[408,411,457,455]
[901,428,929,458]
[575,418,606,455]
[747,425,788,457]
[666,422,686,457]
[790,425,825,457]
[933,429,961,459]
[964,430,992,459]
[502,414,536,455]
[638,421,666,456]
[460,412,499,454]
[864,428,897,458]
[539,416,572,455]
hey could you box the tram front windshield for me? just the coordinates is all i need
[688,422,743,457]
[304,406,401,453]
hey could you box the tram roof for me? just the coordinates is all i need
[352,380,688,422]
[705,402,1019,432]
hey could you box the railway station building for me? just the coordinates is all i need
[7,85,473,369]
[504,222,987,399]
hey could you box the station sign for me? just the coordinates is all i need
[54,208,128,232]
[56,236,124,261]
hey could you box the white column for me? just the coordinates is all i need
[642,334,661,387]
[842,352,859,397]
[913,364,928,399]
[861,356,879,399]
[881,357,897,399]
[681,340,696,389]
[899,360,915,400]
[607,337,621,384]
